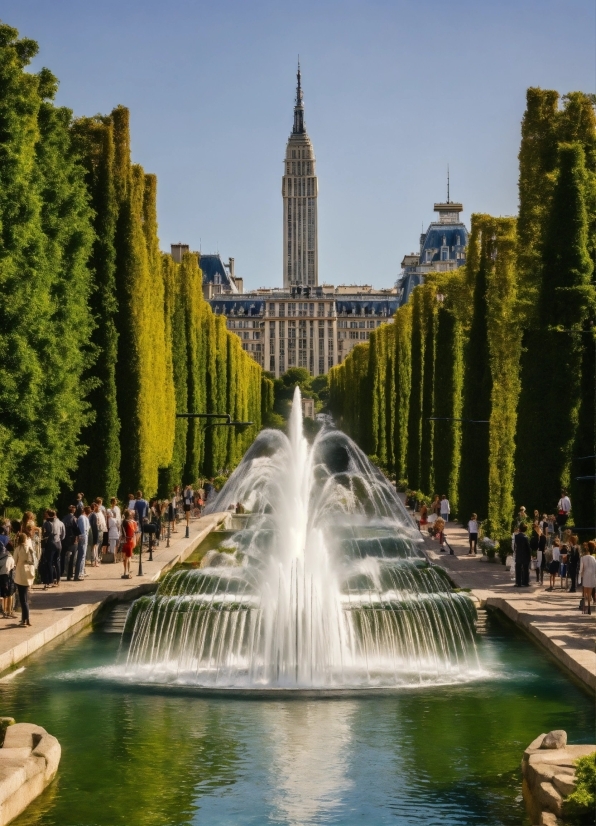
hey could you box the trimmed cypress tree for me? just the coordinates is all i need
[393,303,412,482]
[569,324,596,532]
[432,306,460,507]
[420,287,436,495]
[484,216,520,536]
[0,23,95,509]
[180,253,204,484]
[517,88,559,317]
[515,143,595,513]
[406,289,425,490]
[71,115,121,500]
[458,217,492,522]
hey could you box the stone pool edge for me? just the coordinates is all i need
[422,544,596,693]
[0,722,60,826]
[0,512,230,678]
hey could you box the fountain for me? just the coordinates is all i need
[123,388,479,690]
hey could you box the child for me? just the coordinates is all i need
[467,514,479,555]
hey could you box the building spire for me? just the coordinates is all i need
[293,58,305,134]
[447,164,450,203]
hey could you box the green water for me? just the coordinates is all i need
[0,612,592,826]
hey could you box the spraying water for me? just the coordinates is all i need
[124,388,479,689]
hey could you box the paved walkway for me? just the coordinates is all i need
[412,510,596,691]
[0,512,228,676]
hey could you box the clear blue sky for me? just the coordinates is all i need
[3,0,595,289]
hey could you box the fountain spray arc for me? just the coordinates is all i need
[124,388,480,689]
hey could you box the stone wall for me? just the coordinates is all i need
[0,721,61,825]
[521,729,595,825]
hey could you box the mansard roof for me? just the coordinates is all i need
[199,254,238,293]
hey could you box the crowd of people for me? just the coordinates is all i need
[406,487,596,616]
[510,490,596,614]
[0,482,218,627]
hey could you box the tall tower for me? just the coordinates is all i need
[282,62,318,288]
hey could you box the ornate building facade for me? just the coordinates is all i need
[174,66,398,378]
[282,64,319,288]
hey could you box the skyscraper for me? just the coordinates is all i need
[282,63,318,288]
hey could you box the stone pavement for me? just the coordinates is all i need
[0,512,228,676]
[414,512,596,692]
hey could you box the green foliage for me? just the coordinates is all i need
[272,367,327,422]
[70,115,120,501]
[406,288,425,490]
[393,303,412,481]
[515,142,595,513]
[0,23,94,510]
[458,216,493,523]
[562,753,596,825]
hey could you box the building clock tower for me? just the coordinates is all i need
[282,63,318,288]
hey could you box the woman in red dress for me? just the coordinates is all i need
[120,510,137,579]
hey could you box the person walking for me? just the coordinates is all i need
[182,485,194,532]
[110,497,122,528]
[547,539,561,591]
[514,524,531,587]
[536,526,546,585]
[120,510,137,579]
[579,545,596,614]
[74,507,91,581]
[107,509,120,560]
[96,505,107,562]
[61,505,78,580]
[13,532,35,627]
[0,543,16,619]
[467,514,479,555]
[134,491,149,524]
[89,504,100,567]
[431,495,441,517]
[439,495,450,524]
[556,489,571,534]
[41,510,65,588]
[567,536,580,593]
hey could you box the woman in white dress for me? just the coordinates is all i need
[579,546,596,615]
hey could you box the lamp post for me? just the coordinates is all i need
[175,413,255,536]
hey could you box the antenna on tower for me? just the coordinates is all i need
[447,165,450,204]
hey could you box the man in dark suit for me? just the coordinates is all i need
[514,523,532,587]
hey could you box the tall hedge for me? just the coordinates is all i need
[0,24,95,509]
[393,302,412,482]
[71,115,120,500]
[515,143,595,512]
[406,288,425,490]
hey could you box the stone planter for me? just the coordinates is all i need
[521,729,595,825]
[0,722,61,825]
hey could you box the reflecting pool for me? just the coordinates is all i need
[1,611,592,826]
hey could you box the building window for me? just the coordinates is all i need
[288,303,296,317]
[279,303,285,317]
[270,356,275,371]
[359,321,365,328]
[269,303,276,316]
[318,303,324,317]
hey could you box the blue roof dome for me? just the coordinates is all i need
[420,222,468,265]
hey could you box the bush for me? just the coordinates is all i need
[562,753,596,825]
[497,538,510,565]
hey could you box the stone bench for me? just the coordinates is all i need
[0,722,61,826]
